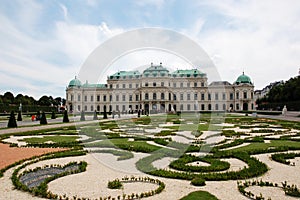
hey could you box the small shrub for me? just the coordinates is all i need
[40,111,47,125]
[63,110,69,123]
[191,177,206,186]
[108,179,123,189]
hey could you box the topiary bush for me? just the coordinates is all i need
[17,111,22,121]
[63,110,69,123]
[191,177,206,186]
[7,111,17,128]
[51,111,56,119]
[40,112,47,125]
[108,179,123,189]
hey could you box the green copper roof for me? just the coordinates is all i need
[172,69,206,77]
[109,70,141,79]
[82,81,107,88]
[68,77,82,87]
[143,63,170,76]
[235,72,252,85]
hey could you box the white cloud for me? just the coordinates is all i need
[59,3,68,20]
[184,0,300,89]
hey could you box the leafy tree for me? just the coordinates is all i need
[3,91,14,104]
[80,111,85,121]
[7,111,17,128]
[17,111,22,121]
[63,110,69,123]
[40,111,47,125]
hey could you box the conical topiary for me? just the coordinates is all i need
[80,111,85,121]
[63,110,69,123]
[51,111,56,119]
[93,110,98,120]
[40,111,47,125]
[7,111,17,128]
[103,107,108,119]
[17,111,22,121]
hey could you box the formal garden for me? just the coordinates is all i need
[0,112,300,199]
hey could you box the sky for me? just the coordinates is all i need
[0,0,300,99]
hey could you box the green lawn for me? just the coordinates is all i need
[21,135,79,144]
[180,190,218,200]
[231,140,300,153]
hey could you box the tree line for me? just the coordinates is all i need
[0,91,65,106]
[256,76,300,110]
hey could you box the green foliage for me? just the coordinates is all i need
[51,111,56,119]
[169,155,230,173]
[154,130,176,136]
[271,153,300,165]
[191,177,206,186]
[63,110,69,122]
[40,111,47,125]
[108,179,123,189]
[17,111,22,121]
[180,190,218,200]
[7,111,17,128]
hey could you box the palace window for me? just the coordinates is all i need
[161,82,164,87]
[123,84,125,88]
[230,93,234,100]
[173,94,177,101]
[136,94,139,101]
[97,95,100,101]
[180,93,184,100]
[129,95,132,101]
[187,104,191,110]
[215,93,219,100]
[103,95,106,101]
[208,93,211,100]
[153,93,157,100]
[91,95,94,102]
[129,84,132,89]
[187,93,191,100]
[122,95,126,101]
[161,93,165,100]
[153,82,156,87]
[201,93,205,100]
[180,82,183,88]
[243,91,247,99]
[84,95,87,102]
[236,92,239,100]
[194,82,197,87]
[145,93,149,100]
[116,95,119,101]
[109,95,112,101]
[78,95,81,101]
[222,93,226,100]
[194,93,198,100]
[215,104,219,110]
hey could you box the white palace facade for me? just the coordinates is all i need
[66,63,255,113]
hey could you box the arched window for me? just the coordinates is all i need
[161,93,165,100]
[153,93,157,100]
[145,93,149,100]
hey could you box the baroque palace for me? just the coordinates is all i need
[66,63,255,113]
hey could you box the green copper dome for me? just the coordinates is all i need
[142,63,169,77]
[68,77,82,87]
[235,72,252,85]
